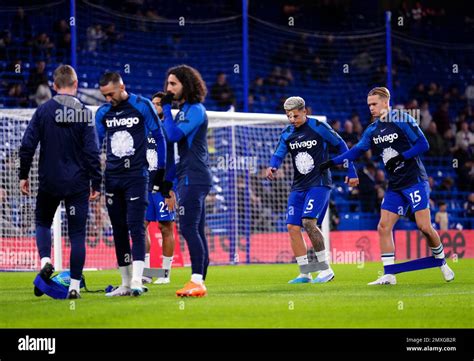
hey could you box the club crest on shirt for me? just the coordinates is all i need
[111,130,135,158]
[295,151,315,174]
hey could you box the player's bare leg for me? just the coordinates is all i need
[142,220,152,284]
[154,221,175,284]
[368,210,399,285]
[302,218,334,283]
[414,208,454,281]
[287,224,312,283]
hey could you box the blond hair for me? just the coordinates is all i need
[283,96,305,111]
[368,87,390,100]
[53,65,77,89]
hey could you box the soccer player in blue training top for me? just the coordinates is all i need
[161,65,212,297]
[320,87,455,285]
[266,96,359,284]
[95,72,168,297]
[19,64,101,299]
[142,91,177,285]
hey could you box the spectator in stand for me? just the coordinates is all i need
[464,193,474,227]
[375,168,388,189]
[442,128,457,154]
[331,119,341,133]
[0,30,12,61]
[435,201,449,230]
[329,200,340,231]
[419,100,432,130]
[53,19,70,43]
[57,32,71,62]
[411,83,427,103]
[11,7,32,39]
[210,72,235,110]
[427,176,436,192]
[250,76,266,103]
[310,56,329,82]
[457,159,474,192]
[433,101,451,135]
[439,177,455,192]
[104,23,123,49]
[33,83,52,106]
[2,59,28,107]
[27,60,48,95]
[33,33,55,60]
[426,82,442,104]
[465,82,474,107]
[455,121,474,154]
[425,121,447,156]
[340,120,359,148]
[266,66,293,87]
[358,162,377,212]
[87,24,105,52]
[350,114,363,136]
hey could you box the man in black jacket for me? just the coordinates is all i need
[19,64,101,299]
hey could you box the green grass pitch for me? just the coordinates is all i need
[1,259,472,328]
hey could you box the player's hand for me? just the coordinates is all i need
[160,92,174,106]
[319,160,335,172]
[345,177,359,187]
[159,180,174,199]
[152,168,165,193]
[385,154,405,173]
[20,179,30,195]
[165,190,176,212]
[265,167,277,180]
[89,189,100,201]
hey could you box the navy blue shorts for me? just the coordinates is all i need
[381,180,430,215]
[286,186,330,226]
[145,191,176,222]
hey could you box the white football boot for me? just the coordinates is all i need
[440,262,455,282]
[368,274,397,285]
[105,286,131,297]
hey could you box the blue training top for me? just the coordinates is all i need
[95,93,167,178]
[270,117,357,191]
[332,110,429,191]
[162,102,212,186]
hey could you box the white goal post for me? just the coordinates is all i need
[0,107,329,271]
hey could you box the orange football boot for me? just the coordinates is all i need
[176,281,207,297]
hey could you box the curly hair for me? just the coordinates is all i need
[165,64,207,104]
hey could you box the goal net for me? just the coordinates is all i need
[0,108,329,271]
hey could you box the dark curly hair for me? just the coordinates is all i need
[164,64,207,104]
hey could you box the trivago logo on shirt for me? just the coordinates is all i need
[373,132,399,144]
[289,139,318,150]
[105,116,140,128]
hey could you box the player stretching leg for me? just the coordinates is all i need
[95,72,168,296]
[161,65,212,297]
[266,97,359,284]
[320,87,454,285]
[19,65,101,299]
[142,91,177,285]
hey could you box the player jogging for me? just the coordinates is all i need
[95,72,168,296]
[320,87,455,285]
[161,65,212,297]
[142,91,177,285]
[266,96,359,284]
[19,65,101,299]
